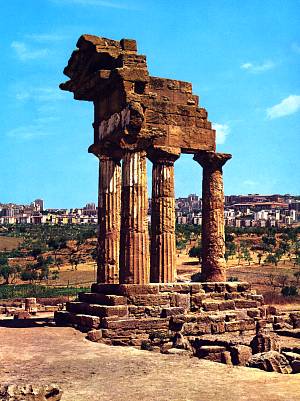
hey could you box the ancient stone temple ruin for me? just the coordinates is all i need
[59,34,231,284]
[55,36,300,373]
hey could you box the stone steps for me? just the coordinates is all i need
[78,292,127,305]
[66,302,128,318]
[55,282,266,348]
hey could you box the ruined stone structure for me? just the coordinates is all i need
[46,35,300,376]
[55,36,300,374]
[59,34,231,284]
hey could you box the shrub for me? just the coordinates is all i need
[281,286,298,297]
[228,276,239,282]
[141,340,153,351]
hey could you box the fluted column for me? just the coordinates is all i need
[97,155,121,283]
[194,151,232,281]
[119,150,150,284]
[149,148,180,283]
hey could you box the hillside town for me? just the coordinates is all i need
[1,193,299,227]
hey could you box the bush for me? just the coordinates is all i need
[281,286,298,297]
[228,276,239,282]
[141,340,153,351]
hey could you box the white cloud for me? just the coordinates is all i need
[15,87,65,102]
[266,95,300,119]
[25,33,68,42]
[212,123,230,145]
[7,124,52,140]
[241,61,275,73]
[11,41,48,61]
[291,42,300,54]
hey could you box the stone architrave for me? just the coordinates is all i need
[148,147,180,283]
[119,150,150,284]
[97,154,122,283]
[194,151,232,281]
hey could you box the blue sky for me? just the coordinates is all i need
[1,0,299,208]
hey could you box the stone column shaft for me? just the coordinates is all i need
[150,152,179,283]
[194,151,231,281]
[119,150,150,284]
[97,155,121,283]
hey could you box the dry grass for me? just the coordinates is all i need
[0,236,22,251]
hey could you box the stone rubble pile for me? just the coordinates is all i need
[0,384,62,401]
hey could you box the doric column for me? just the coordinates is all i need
[194,151,232,281]
[97,154,121,283]
[119,150,150,284]
[148,148,180,283]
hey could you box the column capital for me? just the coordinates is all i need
[147,146,181,165]
[193,151,232,170]
[88,143,123,164]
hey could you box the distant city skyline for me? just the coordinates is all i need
[1,1,299,208]
[1,192,300,210]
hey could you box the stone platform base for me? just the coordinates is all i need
[55,282,266,345]
[54,282,300,373]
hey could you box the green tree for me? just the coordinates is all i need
[257,252,263,265]
[265,253,278,267]
[242,248,253,266]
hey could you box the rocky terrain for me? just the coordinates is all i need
[1,324,300,401]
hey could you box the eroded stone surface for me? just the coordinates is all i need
[247,351,292,374]
[0,384,62,401]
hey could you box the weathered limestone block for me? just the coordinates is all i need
[78,292,127,305]
[247,308,261,318]
[202,301,219,312]
[87,329,103,342]
[196,345,227,362]
[14,311,31,319]
[127,294,170,306]
[211,317,226,334]
[218,300,235,311]
[225,320,246,332]
[169,315,186,331]
[160,307,185,317]
[54,311,73,325]
[250,333,280,354]
[291,360,300,373]
[101,317,169,330]
[89,305,128,318]
[247,351,292,374]
[0,384,62,401]
[194,151,231,282]
[234,299,258,309]
[182,322,212,336]
[221,351,233,365]
[282,351,300,364]
[225,282,238,293]
[118,284,160,295]
[237,282,251,292]
[119,150,150,284]
[25,297,37,313]
[290,312,300,328]
[230,345,252,366]
[75,314,101,329]
[190,293,205,309]
[172,332,192,350]
[97,154,121,284]
[169,293,190,309]
[159,283,192,293]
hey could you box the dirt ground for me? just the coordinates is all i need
[0,324,299,401]
[0,236,22,251]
